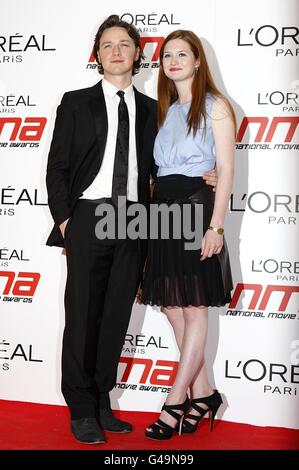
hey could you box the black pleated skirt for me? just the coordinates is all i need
[141,174,233,307]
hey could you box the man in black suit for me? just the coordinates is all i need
[46,15,157,444]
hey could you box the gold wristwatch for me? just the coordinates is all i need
[208,225,224,235]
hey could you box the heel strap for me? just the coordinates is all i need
[188,403,209,418]
[191,391,222,408]
[186,411,205,422]
[162,397,189,421]
[156,418,175,431]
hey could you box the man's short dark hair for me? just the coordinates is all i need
[93,14,144,75]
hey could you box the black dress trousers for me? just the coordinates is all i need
[62,199,140,419]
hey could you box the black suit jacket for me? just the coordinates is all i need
[46,80,157,248]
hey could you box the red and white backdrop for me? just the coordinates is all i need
[1,0,298,429]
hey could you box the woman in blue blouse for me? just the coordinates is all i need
[141,30,236,440]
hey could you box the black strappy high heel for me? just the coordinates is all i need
[145,396,190,440]
[180,390,223,434]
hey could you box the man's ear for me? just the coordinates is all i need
[134,47,140,61]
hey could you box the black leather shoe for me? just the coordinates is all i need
[71,418,105,444]
[99,408,132,433]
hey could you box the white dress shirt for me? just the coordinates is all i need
[81,78,138,201]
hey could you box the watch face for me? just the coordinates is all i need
[208,226,224,235]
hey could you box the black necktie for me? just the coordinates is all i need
[112,90,129,206]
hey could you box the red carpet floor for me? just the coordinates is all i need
[0,399,298,450]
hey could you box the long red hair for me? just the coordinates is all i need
[157,30,236,136]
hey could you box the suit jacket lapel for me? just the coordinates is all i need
[134,87,148,167]
[89,80,108,168]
